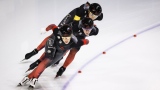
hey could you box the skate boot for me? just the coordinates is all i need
[29,78,38,88]
[18,76,30,86]
[25,49,38,59]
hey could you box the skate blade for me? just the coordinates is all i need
[25,69,31,73]
[54,76,58,79]
[20,59,27,62]
[54,75,61,79]
[28,85,34,90]
[17,83,22,87]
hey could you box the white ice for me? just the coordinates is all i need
[0,0,160,90]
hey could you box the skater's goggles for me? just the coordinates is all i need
[82,27,93,31]
[89,11,99,18]
[61,34,72,39]
[78,19,94,31]
[61,36,71,40]
[60,33,72,37]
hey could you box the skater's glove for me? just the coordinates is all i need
[25,49,38,59]
[76,39,89,46]
[56,66,66,77]
[82,39,89,45]
[29,59,41,70]
[40,28,47,35]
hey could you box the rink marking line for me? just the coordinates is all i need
[62,22,160,90]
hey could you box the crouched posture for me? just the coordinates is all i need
[18,25,88,88]
[25,17,97,78]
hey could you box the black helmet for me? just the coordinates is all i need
[79,17,94,30]
[89,3,102,16]
[59,25,72,37]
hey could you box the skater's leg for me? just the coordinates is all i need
[63,48,78,68]
[52,50,69,66]
[26,52,46,71]
[27,58,51,88]
[55,48,78,77]
[28,58,51,79]
[39,52,45,61]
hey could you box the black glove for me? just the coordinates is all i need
[29,59,41,70]
[25,49,38,59]
[55,66,66,77]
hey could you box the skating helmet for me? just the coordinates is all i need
[59,25,72,37]
[89,3,102,16]
[79,17,94,30]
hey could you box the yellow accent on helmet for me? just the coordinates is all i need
[74,15,81,21]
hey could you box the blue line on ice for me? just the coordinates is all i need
[62,22,160,90]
